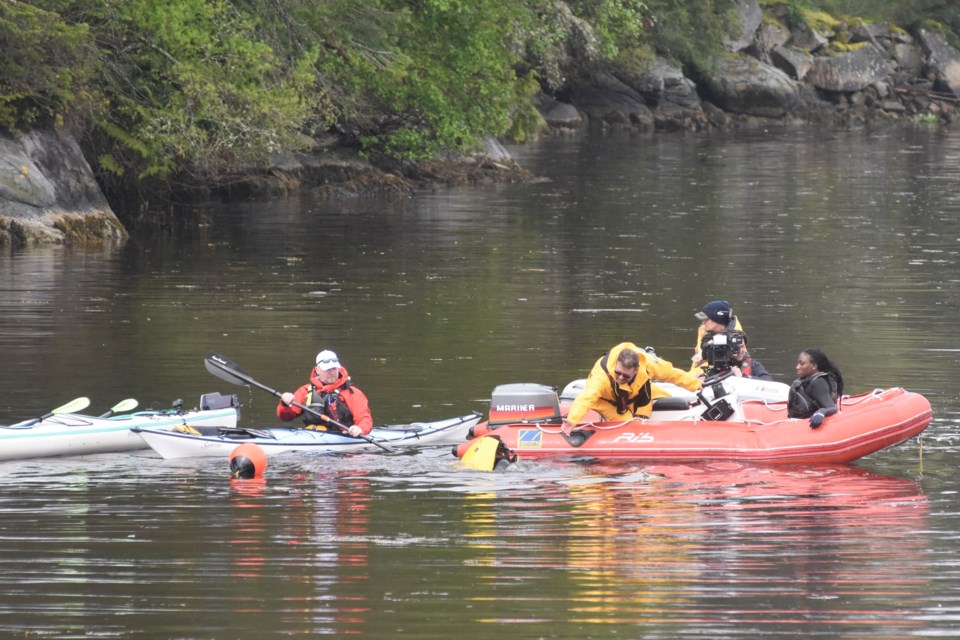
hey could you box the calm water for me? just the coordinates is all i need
[1,126,960,638]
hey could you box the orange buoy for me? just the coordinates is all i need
[229,443,267,479]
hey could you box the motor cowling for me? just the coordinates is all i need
[487,383,561,426]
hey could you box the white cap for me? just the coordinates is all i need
[315,350,340,370]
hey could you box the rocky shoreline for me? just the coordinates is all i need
[543,1,960,132]
[2,0,959,246]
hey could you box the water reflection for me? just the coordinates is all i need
[222,470,375,636]
[456,461,929,637]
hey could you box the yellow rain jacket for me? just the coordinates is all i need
[567,342,702,426]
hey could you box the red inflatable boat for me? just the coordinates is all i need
[454,380,932,468]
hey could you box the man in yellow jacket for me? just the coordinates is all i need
[563,342,703,430]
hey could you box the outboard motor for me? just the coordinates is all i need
[488,383,561,427]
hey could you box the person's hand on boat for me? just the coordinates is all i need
[346,425,363,438]
[561,418,575,435]
[280,392,294,406]
[809,410,826,429]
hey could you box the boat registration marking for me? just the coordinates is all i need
[518,429,542,448]
[611,432,654,443]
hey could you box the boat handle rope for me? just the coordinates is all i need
[557,417,699,432]
[841,388,895,406]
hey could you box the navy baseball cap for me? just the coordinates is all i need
[695,300,732,324]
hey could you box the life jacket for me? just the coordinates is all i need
[304,382,356,429]
[599,352,652,416]
[787,372,838,418]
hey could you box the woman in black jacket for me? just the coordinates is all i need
[788,348,845,428]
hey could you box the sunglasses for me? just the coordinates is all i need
[316,359,339,366]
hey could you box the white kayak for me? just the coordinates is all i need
[135,412,483,459]
[0,393,239,461]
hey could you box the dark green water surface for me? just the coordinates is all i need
[0,126,958,638]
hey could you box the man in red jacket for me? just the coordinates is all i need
[277,349,373,437]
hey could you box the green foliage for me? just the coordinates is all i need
[4,0,960,194]
[567,0,651,59]
[823,0,959,41]
[641,0,743,70]
[76,0,319,179]
[763,0,818,29]
[0,2,92,132]
[305,0,544,160]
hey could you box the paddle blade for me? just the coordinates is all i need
[16,397,92,426]
[99,398,138,418]
[52,397,91,416]
[204,352,252,386]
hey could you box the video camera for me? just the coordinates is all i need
[700,331,745,375]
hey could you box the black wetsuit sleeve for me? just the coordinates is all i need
[808,376,838,416]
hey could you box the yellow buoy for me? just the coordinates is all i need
[457,435,517,472]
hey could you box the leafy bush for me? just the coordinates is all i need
[0,2,92,132]
[72,0,319,179]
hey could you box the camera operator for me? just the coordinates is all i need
[699,331,773,381]
[690,300,743,372]
[730,333,773,380]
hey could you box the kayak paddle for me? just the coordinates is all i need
[17,397,91,427]
[203,352,391,452]
[99,398,139,418]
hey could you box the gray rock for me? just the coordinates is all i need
[849,22,889,45]
[916,28,960,97]
[891,42,925,76]
[725,0,764,52]
[661,72,702,111]
[482,138,512,162]
[756,21,791,53]
[0,153,57,208]
[806,43,889,92]
[538,97,584,128]
[698,57,802,117]
[771,45,813,80]
[618,57,701,111]
[568,68,654,127]
[0,130,125,246]
[790,23,830,52]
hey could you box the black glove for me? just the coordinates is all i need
[809,410,826,429]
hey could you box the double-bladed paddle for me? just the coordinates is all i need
[16,397,91,427]
[99,398,139,418]
[203,351,390,452]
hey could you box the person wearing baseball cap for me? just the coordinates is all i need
[277,349,373,437]
[690,300,744,373]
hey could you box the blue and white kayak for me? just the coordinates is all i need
[135,412,483,459]
[0,393,239,461]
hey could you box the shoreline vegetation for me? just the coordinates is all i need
[1,0,959,245]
